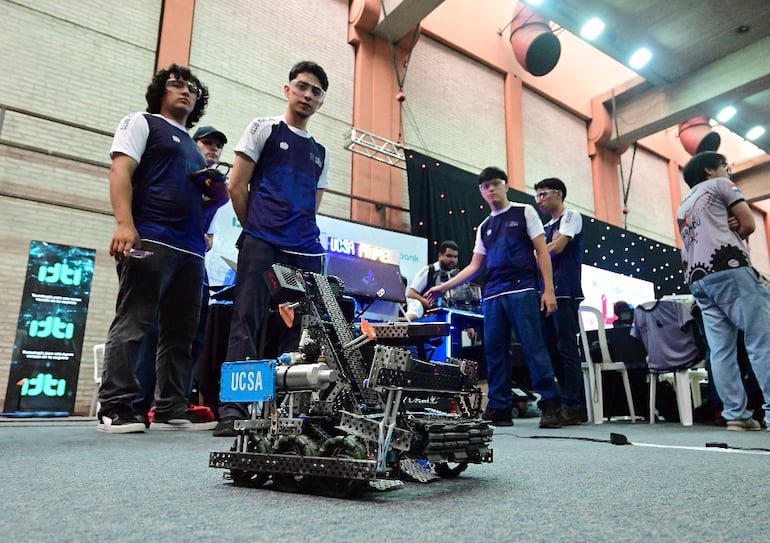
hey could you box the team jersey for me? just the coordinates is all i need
[677,177,750,284]
[235,116,329,255]
[473,202,544,300]
[544,208,584,299]
[109,113,208,257]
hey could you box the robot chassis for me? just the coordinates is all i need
[209,263,494,497]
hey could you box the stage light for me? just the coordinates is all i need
[746,126,766,141]
[580,17,605,41]
[523,0,543,6]
[716,106,736,123]
[629,47,652,70]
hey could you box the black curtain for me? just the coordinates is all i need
[405,149,688,296]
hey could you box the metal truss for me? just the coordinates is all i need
[345,127,406,170]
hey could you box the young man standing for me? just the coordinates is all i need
[534,177,585,425]
[215,61,330,436]
[405,240,461,320]
[99,65,225,433]
[678,151,770,431]
[426,167,562,428]
[131,125,229,421]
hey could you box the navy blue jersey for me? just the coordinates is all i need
[242,120,326,254]
[544,209,584,299]
[479,205,539,299]
[131,114,207,256]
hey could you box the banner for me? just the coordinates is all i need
[3,241,96,416]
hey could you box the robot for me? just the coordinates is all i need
[209,263,494,497]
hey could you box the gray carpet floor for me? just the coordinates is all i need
[1,416,768,542]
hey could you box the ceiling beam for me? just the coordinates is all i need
[372,0,445,43]
[602,35,770,154]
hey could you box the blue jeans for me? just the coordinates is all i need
[483,290,560,411]
[219,235,323,420]
[99,241,204,419]
[546,297,583,411]
[690,267,770,421]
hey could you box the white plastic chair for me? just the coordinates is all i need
[648,361,706,426]
[578,306,637,424]
[89,344,105,417]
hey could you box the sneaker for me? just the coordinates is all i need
[481,408,513,427]
[539,408,562,429]
[559,408,583,426]
[726,418,761,431]
[97,410,146,434]
[213,418,237,437]
[150,409,217,431]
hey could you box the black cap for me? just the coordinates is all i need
[192,126,227,144]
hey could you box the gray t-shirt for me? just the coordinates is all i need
[631,301,701,371]
[677,177,750,284]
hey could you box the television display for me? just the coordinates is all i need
[325,253,406,304]
[581,264,656,330]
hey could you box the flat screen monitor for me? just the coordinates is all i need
[581,264,656,330]
[325,253,406,304]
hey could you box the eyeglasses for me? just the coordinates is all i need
[166,78,202,99]
[290,79,326,100]
[536,189,557,200]
[479,179,505,191]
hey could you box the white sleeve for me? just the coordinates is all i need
[559,209,583,239]
[109,113,149,162]
[524,204,546,239]
[473,220,486,255]
[408,265,431,293]
[317,147,330,190]
[234,117,276,164]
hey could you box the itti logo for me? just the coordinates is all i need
[29,316,74,340]
[17,373,67,397]
[279,141,289,150]
[38,262,82,286]
[172,135,180,143]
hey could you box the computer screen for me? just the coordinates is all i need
[581,264,656,330]
[325,253,406,304]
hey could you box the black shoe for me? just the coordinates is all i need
[150,409,217,431]
[482,408,513,427]
[559,408,583,426]
[97,410,146,434]
[539,408,562,429]
[213,418,237,437]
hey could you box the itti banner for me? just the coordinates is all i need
[3,241,96,416]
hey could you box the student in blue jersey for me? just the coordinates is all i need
[214,61,330,436]
[425,166,563,428]
[97,64,225,434]
[679,151,770,431]
[534,177,586,425]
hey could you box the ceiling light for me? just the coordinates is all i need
[580,17,605,41]
[629,47,652,70]
[746,126,766,140]
[716,106,736,123]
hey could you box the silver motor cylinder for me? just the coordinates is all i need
[275,363,337,391]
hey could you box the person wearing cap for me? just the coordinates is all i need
[193,126,228,167]
[424,166,562,429]
[214,61,330,436]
